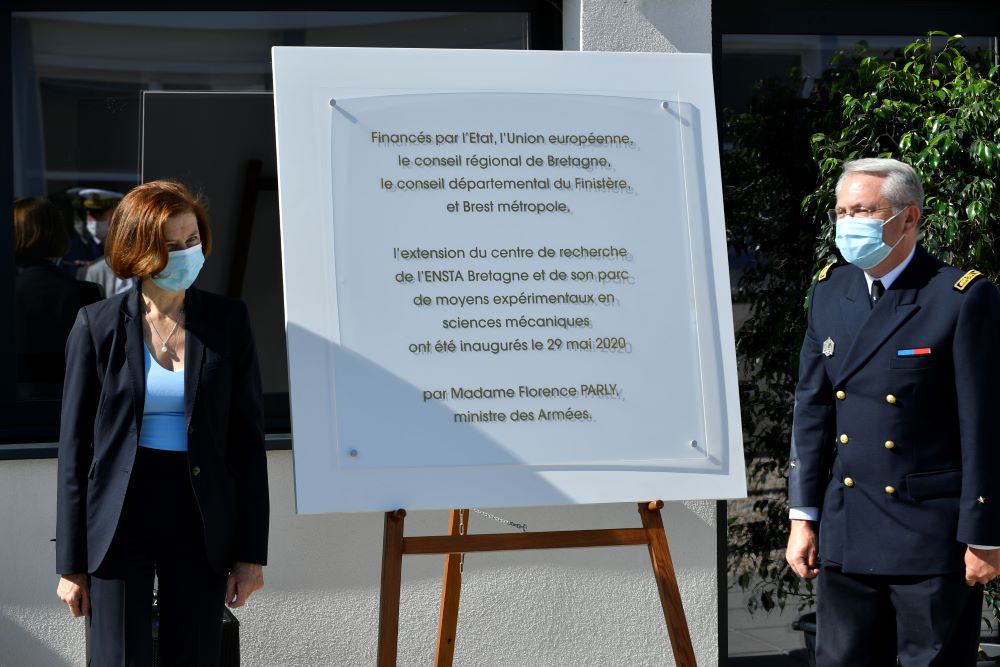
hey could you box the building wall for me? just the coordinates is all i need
[565,0,712,54]
[1,453,719,666]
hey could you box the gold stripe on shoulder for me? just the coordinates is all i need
[817,262,837,282]
[954,270,983,292]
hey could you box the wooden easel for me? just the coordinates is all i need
[376,501,696,667]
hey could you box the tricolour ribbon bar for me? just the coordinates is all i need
[897,348,932,356]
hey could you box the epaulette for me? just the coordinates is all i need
[817,261,838,282]
[953,270,983,292]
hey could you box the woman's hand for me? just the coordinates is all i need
[57,574,90,617]
[226,562,264,608]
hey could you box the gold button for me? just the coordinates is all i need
[979,496,987,505]
[843,477,855,487]
[884,440,895,449]
[836,390,846,400]
[886,394,897,404]
[192,466,201,477]
[884,486,896,494]
[839,434,849,444]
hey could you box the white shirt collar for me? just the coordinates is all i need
[864,246,916,292]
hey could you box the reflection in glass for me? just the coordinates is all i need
[8,10,534,430]
[14,198,102,400]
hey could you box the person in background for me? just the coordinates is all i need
[14,197,101,400]
[55,180,269,665]
[785,158,1000,666]
[75,189,136,297]
[60,187,122,276]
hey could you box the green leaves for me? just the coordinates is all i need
[810,31,999,278]
[971,138,997,170]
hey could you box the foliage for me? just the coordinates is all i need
[725,32,1000,624]
[805,32,1000,275]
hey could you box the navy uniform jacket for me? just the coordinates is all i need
[788,246,1000,576]
[56,286,269,575]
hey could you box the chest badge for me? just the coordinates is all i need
[822,337,835,357]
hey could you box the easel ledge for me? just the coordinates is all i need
[377,501,697,667]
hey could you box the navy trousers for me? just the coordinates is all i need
[816,565,984,667]
[88,447,228,667]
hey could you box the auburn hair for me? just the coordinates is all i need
[14,197,70,263]
[105,180,212,279]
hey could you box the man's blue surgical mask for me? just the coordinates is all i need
[834,210,905,271]
[151,244,205,292]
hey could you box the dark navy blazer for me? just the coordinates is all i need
[788,246,1000,576]
[56,286,269,575]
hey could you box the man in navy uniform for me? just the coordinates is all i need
[785,158,1000,666]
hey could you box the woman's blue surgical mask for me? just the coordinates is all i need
[834,210,905,271]
[151,244,205,292]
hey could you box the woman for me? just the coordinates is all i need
[55,180,269,665]
[14,197,101,399]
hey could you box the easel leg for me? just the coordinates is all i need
[434,509,469,667]
[377,509,407,667]
[639,501,697,667]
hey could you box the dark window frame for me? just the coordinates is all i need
[713,0,1000,38]
[1,2,563,453]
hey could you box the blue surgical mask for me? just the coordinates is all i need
[834,210,904,271]
[151,244,205,292]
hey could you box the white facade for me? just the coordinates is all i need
[1,453,720,666]
[2,3,722,665]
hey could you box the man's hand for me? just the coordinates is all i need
[56,574,90,617]
[786,519,821,579]
[965,547,1000,586]
[226,562,264,608]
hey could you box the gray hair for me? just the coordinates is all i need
[835,158,924,210]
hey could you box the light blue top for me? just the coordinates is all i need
[138,345,188,451]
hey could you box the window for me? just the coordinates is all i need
[719,33,996,119]
[713,0,999,118]
[3,6,561,448]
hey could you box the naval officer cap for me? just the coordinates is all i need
[69,187,124,211]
